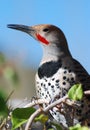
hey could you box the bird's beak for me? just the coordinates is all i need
[7,24,35,36]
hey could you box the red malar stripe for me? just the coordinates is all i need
[36,34,49,45]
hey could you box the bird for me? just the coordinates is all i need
[7,24,90,127]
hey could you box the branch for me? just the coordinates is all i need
[25,95,68,130]
[84,90,90,95]
[24,99,49,108]
[25,108,42,130]
[44,95,68,112]
[25,90,90,130]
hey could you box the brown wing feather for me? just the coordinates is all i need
[73,58,90,91]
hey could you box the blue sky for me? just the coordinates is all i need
[0,0,90,72]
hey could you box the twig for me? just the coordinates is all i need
[24,90,90,130]
[84,90,90,95]
[25,108,42,130]
[0,119,6,129]
[5,90,15,103]
[25,95,68,130]
[24,99,49,108]
[44,95,68,112]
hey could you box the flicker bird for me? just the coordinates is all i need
[7,24,90,127]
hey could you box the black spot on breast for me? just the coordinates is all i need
[41,83,43,86]
[63,82,66,85]
[64,67,67,69]
[51,85,54,88]
[56,79,59,83]
[64,70,67,74]
[38,60,62,78]
[71,77,74,81]
[48,83,51,86]
[68,69,72,73]
[63,76,66,80]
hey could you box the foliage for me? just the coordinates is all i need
[11,107,36,130]
[35,114,48,124]
[49,122,63,130]
[69,124,89,130]
[0,90,9,117]
[68,84,83,101]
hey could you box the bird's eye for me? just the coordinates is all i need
[43,28,49,32]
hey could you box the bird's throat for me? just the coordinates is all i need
[40,45,61,65]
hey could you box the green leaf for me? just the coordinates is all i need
[69,124,89,130]
[48,128,55,130]
[80,127,89,130]
[0,90,9,118]
[35,114,48,124]
[35,115,62,130]
[69,124,81,130]
[68,84,83,101]
[11,107,36,130]
[50,122,63,130]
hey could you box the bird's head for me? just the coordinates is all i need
[7,24,71,58]
[7,24,67,45]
